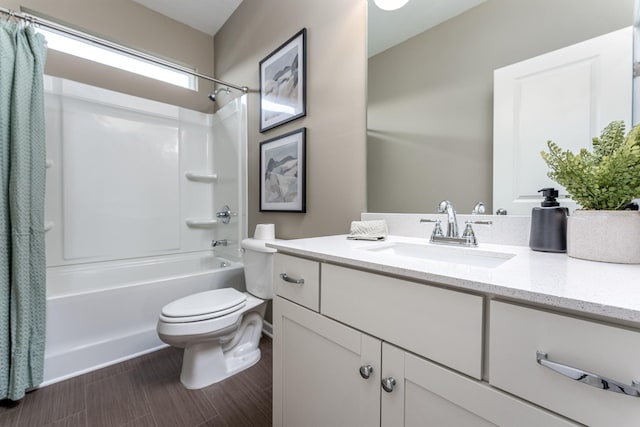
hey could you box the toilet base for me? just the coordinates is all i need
[179,311,264,389]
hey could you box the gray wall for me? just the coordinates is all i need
[214,0,367,240]
[368,0,634,214]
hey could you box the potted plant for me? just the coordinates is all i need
[541,120,640,263]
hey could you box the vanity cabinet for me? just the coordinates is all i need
[273,253,576,426]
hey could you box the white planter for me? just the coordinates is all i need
[567,210,640,264]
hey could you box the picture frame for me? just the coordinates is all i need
[260,128,306,212]
[259,28,307,132]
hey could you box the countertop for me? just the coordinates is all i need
[267,235,640,324]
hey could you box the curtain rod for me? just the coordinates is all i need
[0,7,248,93]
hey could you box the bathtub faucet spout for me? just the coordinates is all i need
[211,239,228,247]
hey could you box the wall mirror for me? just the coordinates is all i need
[367,0,635,215]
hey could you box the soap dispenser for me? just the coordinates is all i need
[529,188,568,253]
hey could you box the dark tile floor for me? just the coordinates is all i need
[0,337,272,427]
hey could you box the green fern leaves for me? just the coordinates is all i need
[540,121,640,210]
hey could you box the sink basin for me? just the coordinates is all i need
[361,242,515,268]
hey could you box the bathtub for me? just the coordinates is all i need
[43,252,244,385]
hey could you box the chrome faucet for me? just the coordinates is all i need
[420,200,492,247]
[211,239,228,247]
[438,200,459,238]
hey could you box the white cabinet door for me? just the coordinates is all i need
[273,296,381,427]
[381,343,577,427]
[493,27,632,215]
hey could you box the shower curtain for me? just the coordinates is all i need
[0,20,47,401]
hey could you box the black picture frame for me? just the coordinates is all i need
[259,128,306,212]
[259,28,307,132]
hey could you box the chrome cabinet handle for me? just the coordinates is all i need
[359,365,373,379]
[381,377,396,393]
[536,351,640,397]
[279,273,304,285]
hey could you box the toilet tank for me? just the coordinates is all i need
[241,238,276,299]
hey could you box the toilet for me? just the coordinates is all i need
[156,238,275,389]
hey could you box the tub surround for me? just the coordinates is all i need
[267,215,640,323]
[41,76,248,386]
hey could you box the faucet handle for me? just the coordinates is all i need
[472,202,486,215]
[432,220,444,238]
[461,220,492,246]
[467,220,492,226]
[420,218,444,239]
[461,222,478,246]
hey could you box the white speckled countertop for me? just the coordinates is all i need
[267,234,640,324]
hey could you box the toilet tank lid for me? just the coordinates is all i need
[242,238,278,253]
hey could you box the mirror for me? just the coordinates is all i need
[367,0,635,214]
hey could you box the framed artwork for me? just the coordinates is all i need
[259,28,307,132]
[260,128,306,212]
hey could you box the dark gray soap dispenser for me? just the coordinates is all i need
[529,188,568,253]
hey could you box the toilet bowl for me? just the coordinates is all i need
[156,238,275,389]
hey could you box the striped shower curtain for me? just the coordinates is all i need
[0,19,47,401]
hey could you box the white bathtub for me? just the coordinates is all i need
[43,252,244,385]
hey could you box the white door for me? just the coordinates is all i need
[493,27,632,215]
[273,296,381,427]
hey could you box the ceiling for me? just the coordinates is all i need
[367,0,486,57]
[132,0,485,56]
[132,0,243,36]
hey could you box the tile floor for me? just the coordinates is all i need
[0,337,272,427]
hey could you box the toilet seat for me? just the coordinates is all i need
[160,288,247,323]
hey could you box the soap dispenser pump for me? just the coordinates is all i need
[529,188,568,253]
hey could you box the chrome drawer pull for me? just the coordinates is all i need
[536,351,640,397]
[279,273,304,285]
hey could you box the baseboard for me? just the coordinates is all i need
[262,320,273,339]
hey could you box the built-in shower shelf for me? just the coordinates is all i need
[185,218,218,228]
[185,172,218,182]
[44,221,54,232]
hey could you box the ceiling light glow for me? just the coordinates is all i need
[374,0,409,11]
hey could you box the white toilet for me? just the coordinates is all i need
[156,238,275,389]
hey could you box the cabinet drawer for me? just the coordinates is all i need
[490,301,640,427]
[274,253,320,311]
[322,264,483,379]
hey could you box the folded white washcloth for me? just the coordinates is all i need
[347,220,388,241]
